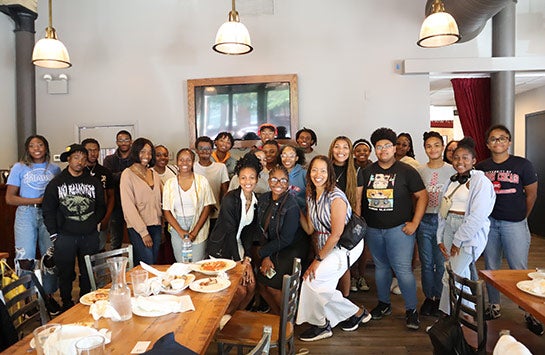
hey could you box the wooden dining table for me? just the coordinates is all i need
[5,263,244,354]
[479,269,545,325]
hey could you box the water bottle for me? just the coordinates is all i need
[181,234,193,263]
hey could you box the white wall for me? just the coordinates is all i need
[1,0,543,168]
[515,85,545,156]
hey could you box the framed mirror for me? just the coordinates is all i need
[187,74,298,148]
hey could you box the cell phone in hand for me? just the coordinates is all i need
[266,268,276,279]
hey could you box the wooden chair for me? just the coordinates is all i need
[84,245,133,291]
[247,326,272,355]
[446,263,545,354]
[0,273,50,339]
[216,258,302,355]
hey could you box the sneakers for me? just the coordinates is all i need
[484,304,501,320]
[390,278,401,295]
[350,278,358,292]
[370,301,392,320]
[357,276,370,291]
[406,309,420,330]
[299,320,333,342]
[420,298,438,316]
[339,308,372,331]
[45,296,61,316]
[525,314,544,336]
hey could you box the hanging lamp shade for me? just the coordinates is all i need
[417,0,460,48]
[32,0,72,68]
[213,0,253,55]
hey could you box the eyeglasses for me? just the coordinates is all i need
[488,136,509,144]
[281,154,296,159]
[375,143,394,151]
[269,177,288,185]
[197,147,212,152]
[117,139,131,143]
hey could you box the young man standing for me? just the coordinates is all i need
[362,127,428,330]
[42,144,105,311]
[82,138,115,252]
[476,125,541,334]
[103,130,132,250]
[193,136,229,231]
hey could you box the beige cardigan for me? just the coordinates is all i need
[120,168,162,237]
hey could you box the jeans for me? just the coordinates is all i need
[484,217,531,304]
[128,226,162,265]
[366,225,418,310]
[108,208,125,250]
[438,213,476,314]
[54,231,100,306]
[416,213,444,300]
[14,206,58,294]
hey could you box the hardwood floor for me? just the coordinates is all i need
[206,235,545,354]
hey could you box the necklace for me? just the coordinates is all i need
[87,164,96,177]
[132,166,153,186]
[176,180,194,231]
[335,169,345,183]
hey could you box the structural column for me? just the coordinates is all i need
[491,0,516,143]
[0,5,37,159]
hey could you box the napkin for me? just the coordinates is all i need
[89,300,122,321]
[133,295,195,314]
[140,262,166,277]
[142,332,198,355]
[166,263,191,276]
[42,325,111,355]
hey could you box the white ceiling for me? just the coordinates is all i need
[430,72,545,106]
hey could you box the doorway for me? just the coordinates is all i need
[525,110,545,237]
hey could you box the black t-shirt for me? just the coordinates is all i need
[361,161,426,229]
[333,164,363,193]
[476,155,537,222]
[86,163,114,191]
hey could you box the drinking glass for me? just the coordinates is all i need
[75,335,105,355]
[131,269,149,297]
[33,323,61,355]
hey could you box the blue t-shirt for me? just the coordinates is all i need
[6,162,61,198]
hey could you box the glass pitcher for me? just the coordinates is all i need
[107,256,132,321]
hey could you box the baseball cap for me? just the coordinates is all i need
[60,144,88,162]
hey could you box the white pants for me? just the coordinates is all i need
[296,239,363,328]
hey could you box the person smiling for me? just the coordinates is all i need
[395,132,420,169]
[162,148,215,262]
[437,137,495,315]
[296,127,318,165]
[212,132,237,179]
[120,138,162,265]
[42,144,105,311]
[279,144,307,210]
[151,145,178,185]
[297,156,370,342]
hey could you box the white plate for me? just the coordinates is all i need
[528,272,545,280]
[131,295,183,317]
[190,259,236,275]
[516,280,545,298]
[189,277,231,293]
[79,289,110,306]
[161,274,196,294]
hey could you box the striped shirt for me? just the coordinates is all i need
[308,187,351,250]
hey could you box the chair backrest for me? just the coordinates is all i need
[84,245,134,291]
[446,262,487,354]
[278,258,301,351]
[247,325,272,355]
[0,273,50,339]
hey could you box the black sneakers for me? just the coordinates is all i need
[45,296,61,316]
[339,308,372,331]
[484,304,501,320]
[406,309,420,330]
[420,298,439,316]
[299,320,333,342]
[370,301,392,320]
[525,314,544,336]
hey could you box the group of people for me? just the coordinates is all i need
[5,122,541,338]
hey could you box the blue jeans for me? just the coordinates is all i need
[14,206,58,294]
[366,225,418,310]
[416,214,444,300]
[483,217,531,304]
[128,226,162,265]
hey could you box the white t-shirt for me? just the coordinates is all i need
[193,161,229,219]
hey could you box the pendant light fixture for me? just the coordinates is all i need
[213,0,253,55]
[417,0,460,48]
[32,0,71,68]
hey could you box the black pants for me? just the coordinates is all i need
[53,231,99,305]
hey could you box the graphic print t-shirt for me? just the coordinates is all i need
[417,163,455,214]
[362,161,425,229]
[6,162,61,198]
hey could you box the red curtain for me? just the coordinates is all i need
[451,78,491,162]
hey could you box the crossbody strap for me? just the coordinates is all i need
[446,181,464,199]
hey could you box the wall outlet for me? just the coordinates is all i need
[53,154,61,162]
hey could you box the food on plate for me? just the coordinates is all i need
[161,274,193,291]
[84,289,110,304]
[200,278,219,288]
[200,260,228,272]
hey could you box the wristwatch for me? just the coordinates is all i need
[315,254,323,262]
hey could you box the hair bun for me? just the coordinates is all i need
[458,137,475,150]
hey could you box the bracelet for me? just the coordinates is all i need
[315,254,323,262]
[244,256,252,263]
